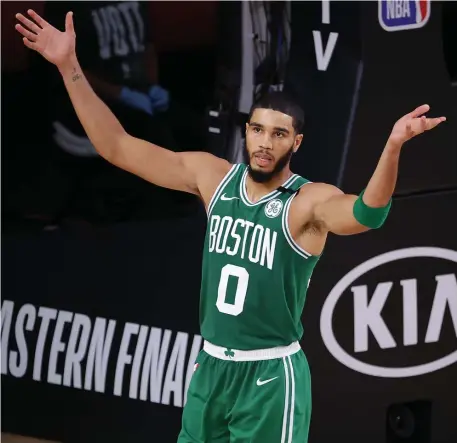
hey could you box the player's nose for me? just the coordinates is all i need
[259,135,273,150]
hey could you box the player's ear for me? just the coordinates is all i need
[245,122,249,136]
[293,133,303,153]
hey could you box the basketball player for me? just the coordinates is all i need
[15,10,446,443]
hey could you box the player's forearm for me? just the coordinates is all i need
[315,140,400,235]
[57,55,126,162]
[84,70,122,101]
[363,140,401,207]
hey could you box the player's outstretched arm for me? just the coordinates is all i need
[311,104,446,236]
[15,9,230,197]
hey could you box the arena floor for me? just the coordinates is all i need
[1,434,59,443]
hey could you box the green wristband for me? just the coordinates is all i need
[353,189,392,229]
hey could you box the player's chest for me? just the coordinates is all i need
[212,195,286,228]
[207,200,289,270]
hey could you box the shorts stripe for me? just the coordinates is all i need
[287,355,296,443]
[281,357,290,443]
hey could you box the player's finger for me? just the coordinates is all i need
[22,37,39,51]
[409,104,430,118]
[27,9,50,28]
[65,11,74,34]
[426,117,446,130]
[15,13,41,33]
[421,116,427,130]
[15,24,38,42]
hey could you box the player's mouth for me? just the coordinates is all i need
[254,152,274,168]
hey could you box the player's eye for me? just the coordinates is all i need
[253,127,261,133]
[275,132,284,138]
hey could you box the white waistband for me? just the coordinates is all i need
[203,340,301,362]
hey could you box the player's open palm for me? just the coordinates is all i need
[389,104,446,146]
[15,9,76,67]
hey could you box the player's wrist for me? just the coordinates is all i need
[57,53,81,79]
[385,137,404,154]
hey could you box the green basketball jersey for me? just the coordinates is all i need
[200,164,321,350]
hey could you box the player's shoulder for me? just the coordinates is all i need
[296,181,344,205]
[182,151,232,175]
[197,152,233,180]
[185,152,235,207]
[305,182,343,196]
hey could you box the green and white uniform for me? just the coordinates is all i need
[178,164,321,443]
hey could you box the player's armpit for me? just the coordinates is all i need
[113,133,232,199]
[311,184,370,236]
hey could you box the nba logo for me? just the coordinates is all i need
[378,0,431,32]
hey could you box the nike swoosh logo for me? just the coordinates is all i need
[220,194,239,201]
[256,376,279,386]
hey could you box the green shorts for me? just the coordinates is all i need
[177,341,312,443]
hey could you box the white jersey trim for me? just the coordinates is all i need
[281,182,315,260]
[207,164,240,217]
[239,168,300,207]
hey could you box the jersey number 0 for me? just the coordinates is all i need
[216,264,249,316]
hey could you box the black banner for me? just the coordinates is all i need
[1,216,207,442]
[3,192,456,443]
[303,190,457,443]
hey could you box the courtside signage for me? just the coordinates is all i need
[320,247,457,378]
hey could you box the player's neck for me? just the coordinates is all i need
[245,168,293,203]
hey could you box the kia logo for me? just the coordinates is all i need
[320,247,457,378]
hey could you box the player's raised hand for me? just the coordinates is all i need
[15,9,76,67]
[388,104,446,147]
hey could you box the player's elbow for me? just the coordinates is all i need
[105,131,138,167]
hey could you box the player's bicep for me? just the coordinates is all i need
[180,151,233,202]
[111,134,197,194]
[113,134,229,197]
[314,192,369,235]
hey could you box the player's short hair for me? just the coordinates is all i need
[248,91,305,134]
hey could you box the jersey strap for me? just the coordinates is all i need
[281,182,315,260]
[207,164,241,217]
[277,186,298,195]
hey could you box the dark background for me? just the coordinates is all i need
[2,1,457,442]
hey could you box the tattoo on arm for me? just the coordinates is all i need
[71,67,82,82]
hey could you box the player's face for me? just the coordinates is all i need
[245,108,303,183]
